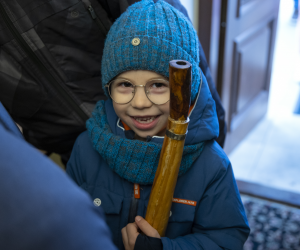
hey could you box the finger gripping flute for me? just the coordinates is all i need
[145,60,192,236]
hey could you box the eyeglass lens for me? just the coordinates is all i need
[109,79,170,105]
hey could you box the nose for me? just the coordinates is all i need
[131,86,152,109]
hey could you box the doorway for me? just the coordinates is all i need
[229,0,300,195]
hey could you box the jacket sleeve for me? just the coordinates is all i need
[161,161,250,250]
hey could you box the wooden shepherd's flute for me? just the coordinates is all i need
[145,60,192,236]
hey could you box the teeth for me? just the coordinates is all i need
[134,116,156,123]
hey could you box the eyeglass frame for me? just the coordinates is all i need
[104,78,170,105]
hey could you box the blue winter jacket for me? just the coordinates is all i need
[67,73,250,250]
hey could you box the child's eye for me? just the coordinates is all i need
[118,82,134,88]
[150,82,168,88]
[147,81,170,96]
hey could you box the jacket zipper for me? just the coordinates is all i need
[83,0,110,37]
[0,2,89,122]
[128,184,139,223]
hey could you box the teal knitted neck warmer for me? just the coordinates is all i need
[86,101,205,185]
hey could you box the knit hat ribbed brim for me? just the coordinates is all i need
[101,0,200,101]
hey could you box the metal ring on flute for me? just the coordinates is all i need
[166,129,188,141]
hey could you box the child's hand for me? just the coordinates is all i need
[121,216,161,250]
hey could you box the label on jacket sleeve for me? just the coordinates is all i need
[134,184,140,199]
[172,198,197,206]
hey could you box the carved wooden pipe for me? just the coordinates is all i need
[145,60,192,236]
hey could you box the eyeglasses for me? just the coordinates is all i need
[105,78,170,105]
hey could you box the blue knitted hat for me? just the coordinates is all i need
[101,0,200,101]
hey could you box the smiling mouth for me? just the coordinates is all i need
[132,116,159,124]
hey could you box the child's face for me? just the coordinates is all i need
[112,70,169,140]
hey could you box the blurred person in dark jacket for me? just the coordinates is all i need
[0,108,117,250]
[0,0,226,163]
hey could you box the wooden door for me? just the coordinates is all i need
[198,0,280,153]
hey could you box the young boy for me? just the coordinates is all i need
[66,1,250,249]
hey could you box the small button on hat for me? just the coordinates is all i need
[131,38,140,46]
[93,198,101,206]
